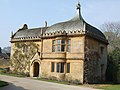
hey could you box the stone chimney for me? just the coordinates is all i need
[11,31,13,38]
[45,21,47,27]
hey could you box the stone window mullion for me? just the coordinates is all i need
[59,63,61,73]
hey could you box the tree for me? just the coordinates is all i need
[100,22,120,83]
[2,46,11,53]
[100,22,120,53]
[106,47,120,83]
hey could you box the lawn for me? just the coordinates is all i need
[102,85,120,90]
[84,84,120,90]
[36,78,71,85]
[0,68,26,77]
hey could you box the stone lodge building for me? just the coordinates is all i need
[10,2,108,83]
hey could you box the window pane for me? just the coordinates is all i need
[61,45,65,52]
[51,62,54,72]
[68,39,71,44]
[52,45,55,52]
[60,63,64,73]
[57,45,60,51]
[57,63,59,72]
[57,40,61,44]
[61,40,65,44]
[67,63,70,73]
[67,45,71,52]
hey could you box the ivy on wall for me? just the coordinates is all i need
[84,46,100,83]
[10,42,39,74]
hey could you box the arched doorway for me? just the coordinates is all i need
[33,62,39,77]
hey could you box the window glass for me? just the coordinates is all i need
[67,63,70,73]
[56,63,64,73]
[61,40,65,44]
[61,45,65,52]
[51,62,55,72]
[52,39,66,52]
[57,45,60,51]
[60,63,64,73]
[67,39,71,52]
[57,40,61,44]
[67,45,71,52]
[68,39,71,44]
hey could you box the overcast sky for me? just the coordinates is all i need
[0,0,120,48]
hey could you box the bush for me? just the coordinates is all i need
[117,68,120,83]
[0,68,10,74]
[0,81,9,87]
[106,47,120,83]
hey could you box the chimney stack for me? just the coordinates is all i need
[11,31,13,38]
[45,21,47,27]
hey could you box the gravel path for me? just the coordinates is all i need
[0,75,99,90]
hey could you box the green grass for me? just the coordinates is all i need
[0,68,26,77]
[84,84,120,90]
[36,78,70,85]
[102,85,120,90]
[0,81,9,87]
[1,73,26,77]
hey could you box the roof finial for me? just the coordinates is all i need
[76,1,82,20]
[70,1,83,21]
[76,0,81,10]
[21,24,28,30]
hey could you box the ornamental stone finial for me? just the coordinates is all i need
[76,1,82,20]
[22,24,28,30]
[76,0,81,10]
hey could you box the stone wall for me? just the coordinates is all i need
[10,41,41,74]
[29,36,85,83]
[84,36,107,83]
[65,60,84,83]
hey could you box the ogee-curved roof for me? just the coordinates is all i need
[11,2,107,43]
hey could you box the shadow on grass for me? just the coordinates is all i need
[0,83,28,90]
[0,80,9,87]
